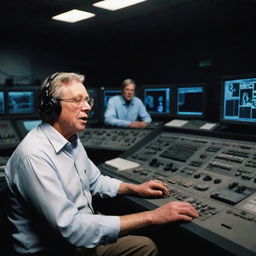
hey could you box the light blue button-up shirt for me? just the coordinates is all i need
[104,95,152,127]
[5,122,122,254]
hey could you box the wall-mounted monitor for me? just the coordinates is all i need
[175,84,205,118]
[0,91,4,114]
[221,74,256,125]
[8,91,36,114]
[141,86,172,117]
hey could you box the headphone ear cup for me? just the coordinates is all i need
[53,99,62,116]
[45,98,62,117]
[39,72,61,119]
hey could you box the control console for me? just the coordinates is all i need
[79,128,153,151]
[100,132,256,256]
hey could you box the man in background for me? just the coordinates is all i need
[104,79,152,128]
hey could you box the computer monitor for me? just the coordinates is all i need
[176,85,205,117]
[0,91,4,115]
[142,86,172,116]
[103,88,122,109]
[8,91,36,114]
[221,74,256,125]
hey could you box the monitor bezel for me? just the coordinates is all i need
[220,73,256,126]
[140,84,173,118]
[174,83,207,119]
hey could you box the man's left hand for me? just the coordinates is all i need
[132,180,170,198]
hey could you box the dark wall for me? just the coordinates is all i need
[1,1,256,122]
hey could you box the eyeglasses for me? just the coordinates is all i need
[57,96,94,108]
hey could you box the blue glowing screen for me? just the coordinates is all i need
[143,88,171,114]
[177,87,204,116]
[223,77,256,123]
[8,91,35,114]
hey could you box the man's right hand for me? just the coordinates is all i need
[119,201,199,235]
[150,201,199,224]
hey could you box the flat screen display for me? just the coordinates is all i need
[176,86,204,116]
[222,77,256,123]
[143,88,171,114]
[8,91,35,114]
[0,91,4,114]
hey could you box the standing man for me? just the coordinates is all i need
[5,72,198,256]
[104,79,152,128]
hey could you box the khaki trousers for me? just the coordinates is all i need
[76,235,158,256]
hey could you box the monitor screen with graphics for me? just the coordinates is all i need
[8,91,36,114]
[221,75,256,125]
[142,86,172,116]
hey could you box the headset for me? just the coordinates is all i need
[39,72,62,119]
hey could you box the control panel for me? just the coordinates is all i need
[0,120,20,150]
[79,128,153,151]
[100,132,256,256]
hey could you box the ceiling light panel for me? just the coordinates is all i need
[52,9,95,23]
[93,0,147,11]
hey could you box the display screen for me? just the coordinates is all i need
[222,77,256,123]
[8,91,35,114]
[177,86,204,116]
[103,89,122,108]
[0,91,4,114]
[143,88,171,114]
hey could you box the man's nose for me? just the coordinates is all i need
[81,100,91,110]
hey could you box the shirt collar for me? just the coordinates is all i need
[120,95,134,105]
[40,122,78,153]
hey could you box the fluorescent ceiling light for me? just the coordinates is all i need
[52,9,95,23]
[93,0,147,11]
